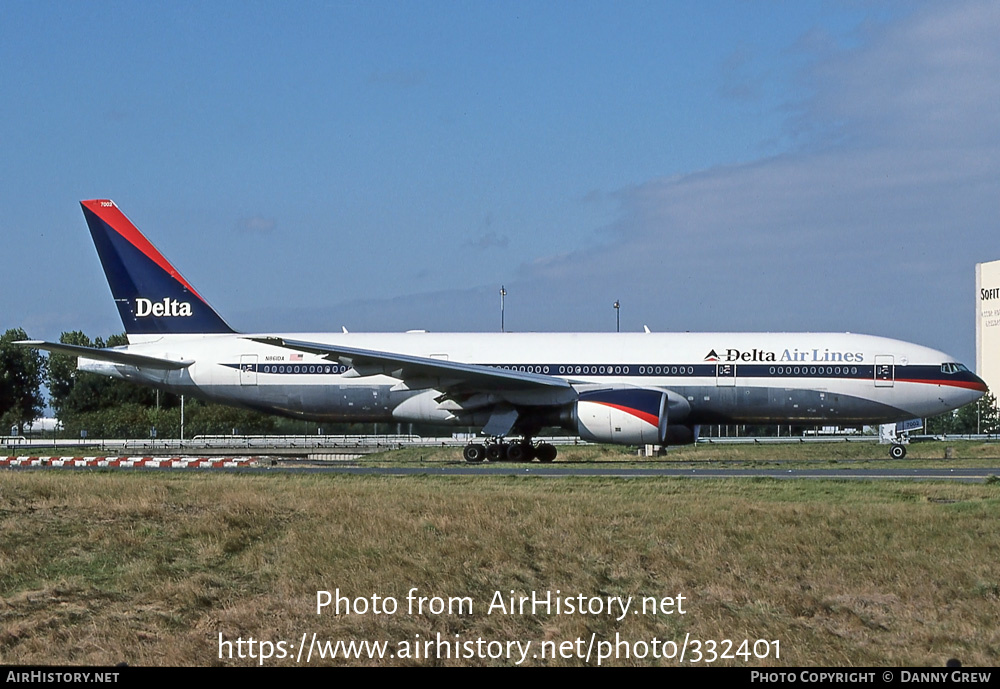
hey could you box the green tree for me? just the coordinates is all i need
[45,330,94,416]
[927,392,1000,435]
[47,331,175,424]
[0,328,45,434]
[966,391,1000,434]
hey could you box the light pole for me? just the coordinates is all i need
[500,285,506,332]
[613,300,620,332]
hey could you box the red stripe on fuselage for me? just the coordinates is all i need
[81,200,207,303]
[896,378,988,392]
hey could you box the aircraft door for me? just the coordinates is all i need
[716,363,736,387]
[874,355,894,388]
[240,355,258,386]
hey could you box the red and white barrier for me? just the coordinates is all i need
[1,456,257,468]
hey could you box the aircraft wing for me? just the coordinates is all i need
[16,341,194,370]
[248,336,575,397]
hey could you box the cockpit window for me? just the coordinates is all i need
[940,363,969,374]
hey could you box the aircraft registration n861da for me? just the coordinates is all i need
[19,200,987,462]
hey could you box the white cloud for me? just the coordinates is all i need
[505,0,1000,360]
[805,1,1000,149]
[277,2,998,363]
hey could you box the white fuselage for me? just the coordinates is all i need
[81,331,983,428]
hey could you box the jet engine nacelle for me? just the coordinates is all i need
[573,387,696,446]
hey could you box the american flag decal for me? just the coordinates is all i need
[290,353,303,361]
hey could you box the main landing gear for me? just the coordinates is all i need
[463,439,557,463]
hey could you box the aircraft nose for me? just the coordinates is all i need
[971,372,989,392]
[934,364,989,411]
[954,369,989,407]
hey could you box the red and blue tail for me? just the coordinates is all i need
[81,200,235,335]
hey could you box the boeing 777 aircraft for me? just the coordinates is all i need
[19,200,987,461]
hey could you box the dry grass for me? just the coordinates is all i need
[1,471,998,666]
[374,438,1000,469]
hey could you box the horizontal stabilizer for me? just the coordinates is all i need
[16,340,194,370]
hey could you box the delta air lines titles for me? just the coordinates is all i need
[705,348,865,363]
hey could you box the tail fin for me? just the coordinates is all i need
[81,199,236,335]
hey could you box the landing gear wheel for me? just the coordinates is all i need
[506,442,534,462]
[463,444,486,463]
[889,444,907,459]
[536,443,557,462]
[486,443,508,462]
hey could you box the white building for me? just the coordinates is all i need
[975,260,1000,395]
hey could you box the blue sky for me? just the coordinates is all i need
[2,1,997,364]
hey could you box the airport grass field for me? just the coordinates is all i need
[366,437,1000,469]
[2,442,999,666]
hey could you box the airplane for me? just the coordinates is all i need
[18,199,988,461]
